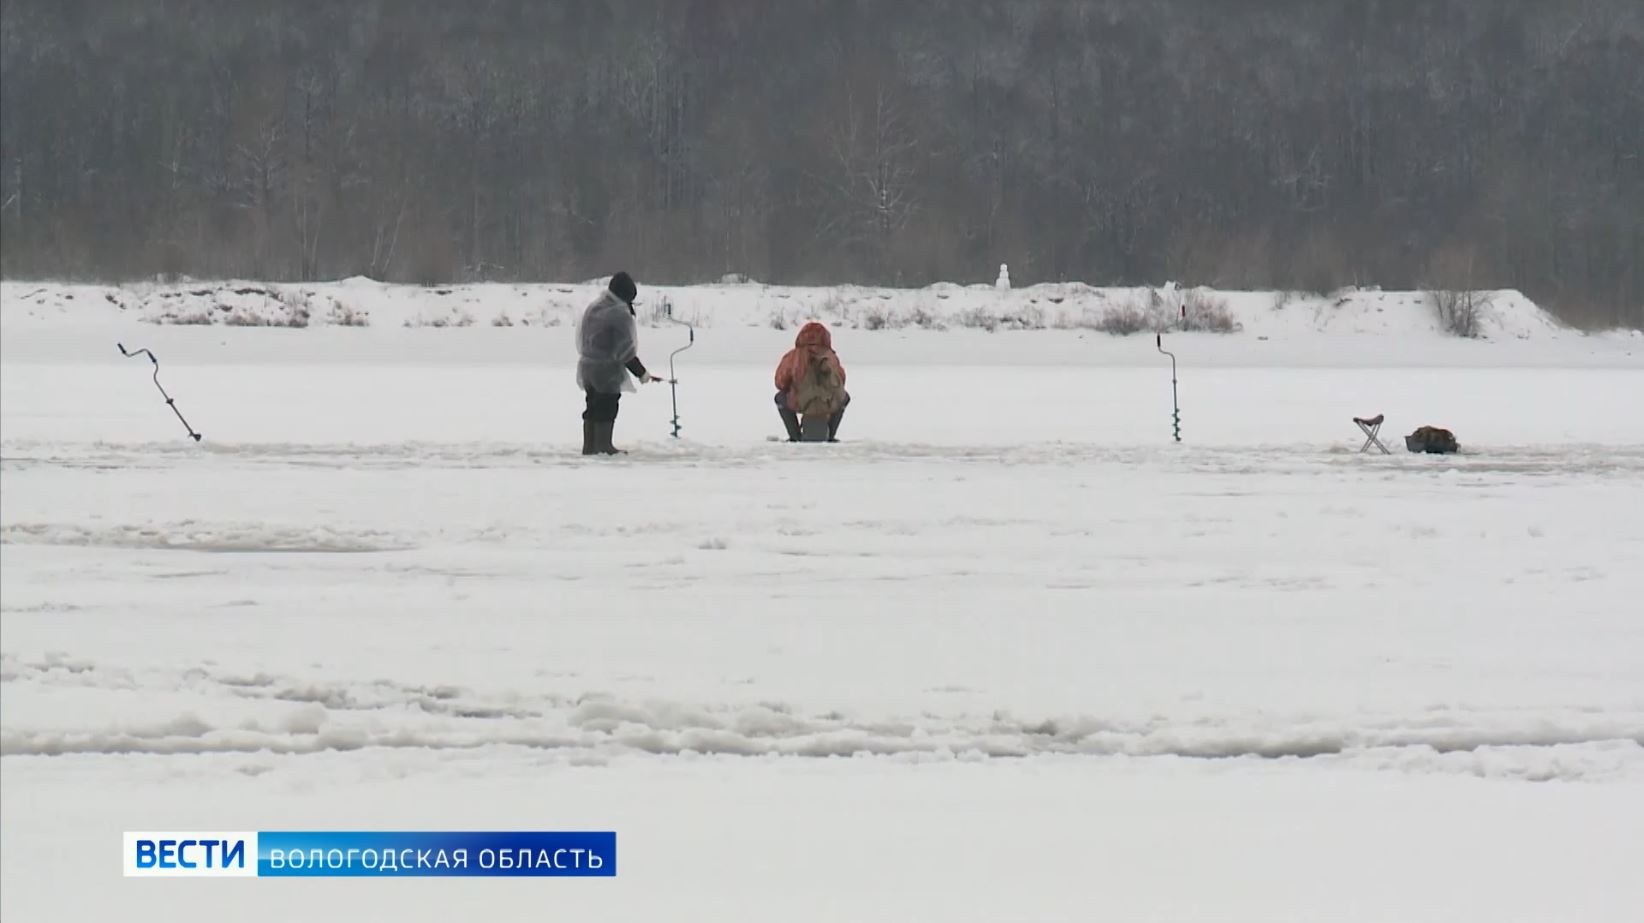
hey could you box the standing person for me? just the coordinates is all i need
[577,271,663,455]
[774,321,850,442]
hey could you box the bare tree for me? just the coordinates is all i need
[815,86,920,263]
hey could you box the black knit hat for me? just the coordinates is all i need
[608,271,637,305]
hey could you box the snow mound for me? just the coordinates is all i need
[1,521,412,554]
[5,655,1640,782]
[0,278,1585,341]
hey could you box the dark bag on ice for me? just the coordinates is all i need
[1405,426,1459,454]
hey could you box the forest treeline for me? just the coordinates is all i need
[1,0,1640,327]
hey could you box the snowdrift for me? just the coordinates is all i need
[0,276,1594,342]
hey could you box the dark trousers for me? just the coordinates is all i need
[775,391,849,439]
[584,391,620,422]
[774,391,851,413]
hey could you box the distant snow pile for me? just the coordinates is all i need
[137,283,371,328]
[0,277,1579,340]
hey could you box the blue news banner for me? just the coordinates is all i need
[124,831,615,878]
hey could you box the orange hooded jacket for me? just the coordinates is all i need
[774,321,847,412]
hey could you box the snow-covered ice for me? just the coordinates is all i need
[2,280,1642,920]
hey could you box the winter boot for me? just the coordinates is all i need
[826,405,847,442]
[777,406,803,442]
[582,420,600,455]
[595,421,624,455]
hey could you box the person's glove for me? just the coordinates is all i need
[640,371,663,384]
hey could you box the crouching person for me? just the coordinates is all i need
[577,271,664,455]
[774,321,850,442]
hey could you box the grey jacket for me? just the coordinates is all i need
[576,290,641,394]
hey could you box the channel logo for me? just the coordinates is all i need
[123,831,615,877]
[124,832,257,878]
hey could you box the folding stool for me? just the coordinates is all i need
[1353,413,1390,454]
[1348,414,1387,454]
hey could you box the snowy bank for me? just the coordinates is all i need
[0,276,1613,342]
